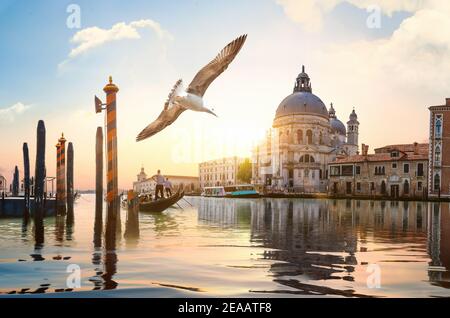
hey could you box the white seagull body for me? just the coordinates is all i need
[136,34,247,142]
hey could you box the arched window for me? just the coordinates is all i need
[381,181,386,195]
[403,180,409,195]
[434,174,440,191]
[435,145,441,163]
[297,130,303,144]
[306,130,313,144]
[435,116,442,138]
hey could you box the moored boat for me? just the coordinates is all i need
[139,190,184,213]
[201,185,260,198]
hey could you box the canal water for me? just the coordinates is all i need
[0,195,449,297]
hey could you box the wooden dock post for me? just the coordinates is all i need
[66,142,74,223]
[56,133,67,215]
[34,120,46,246]
[12,166,19,196]
[102,76,120,250]
[94,127,103,247]
[124,190,139,242]
[23,143,30,220]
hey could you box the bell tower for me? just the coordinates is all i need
[347,108,359,146]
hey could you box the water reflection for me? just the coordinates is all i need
[198,198,251,228]
[198,198,450,296]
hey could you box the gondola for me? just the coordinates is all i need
[139,190,184,213]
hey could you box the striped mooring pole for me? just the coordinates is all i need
[56,133,67,216]
[103,76,120,250]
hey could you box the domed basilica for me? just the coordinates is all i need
[252,66,359,193]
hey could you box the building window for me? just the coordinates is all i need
[435,145,441,164]
[434,174,440,191]
[306,130,313,144]
[403,164,409,173]
[435,115,442,138]
[417,163,424,177]
[403,180,410,195]
[392,163,397,169]
[299,154,315,163]
[356,182,361,191]
[370,182,375,191]
[346,182,352,194]
[297,130,303,144]
[391,151,399,158]
[355,166,361,175]
[375,166,385,175]
[342,165,353,176]
[312,170,315,179]
[417,182,423,191]
[330,166,340,176]
[319,132,323,145]
[319,169,323,179]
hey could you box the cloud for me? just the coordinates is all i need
[0,102,31,122]
[59,19,172,68]
[276,0,425,31]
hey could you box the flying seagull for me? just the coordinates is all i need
[136,34,247,142]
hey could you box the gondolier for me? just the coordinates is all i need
[164,178,173,197]
[152,170,165,200]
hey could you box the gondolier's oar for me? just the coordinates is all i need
[181,197,193,207]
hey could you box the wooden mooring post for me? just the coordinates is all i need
[56,133,67,216]
[100,76,120,250]
[94,127,103,247]
[12,166,19,197]
[66,142,74,223]
[23,142,31,220]
[34,120,46,246]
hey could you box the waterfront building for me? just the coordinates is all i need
[133,167,155,194]
[328,143,428,198]
[133,167,200,194]
[199,156,246,189]
[252,66,359,193]
[428,98,450,198]
[0,175,6,194]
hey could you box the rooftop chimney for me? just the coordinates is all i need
[413,142,419,155]
[362,143,369,156]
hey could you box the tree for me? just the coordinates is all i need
[237,159,252,184]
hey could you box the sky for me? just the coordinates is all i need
[0,0,449,190]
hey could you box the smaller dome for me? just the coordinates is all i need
[347,108,359,125]
[330,117,346,135]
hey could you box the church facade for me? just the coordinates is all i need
[251,66,359,193]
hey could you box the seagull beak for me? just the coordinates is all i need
[205,108,218,117]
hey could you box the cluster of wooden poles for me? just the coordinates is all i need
[20,121,74,246]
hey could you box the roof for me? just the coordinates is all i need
[332,143,429,164]
[374,143,428,155]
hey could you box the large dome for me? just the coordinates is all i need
[275,91,329,119]
[275,66,329,120]
[330,117,346,135]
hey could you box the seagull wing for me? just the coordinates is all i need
[187,34,247,97]
[164,79,183,110]
[136,104,186,142]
